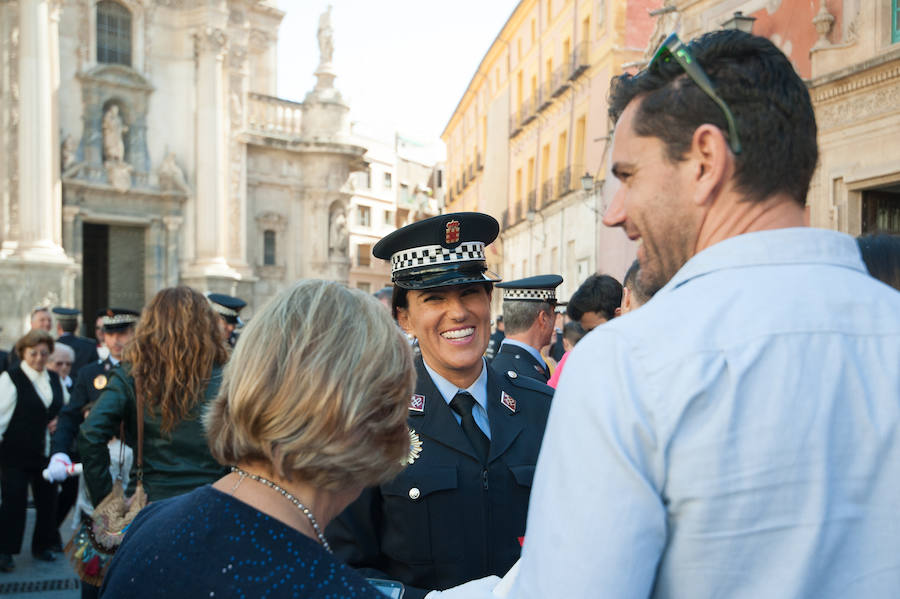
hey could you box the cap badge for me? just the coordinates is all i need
[409,394,425,412]
[403,428,423,465]
[93,374,108,390]
[501,391,517,413]
[445,220,461,245]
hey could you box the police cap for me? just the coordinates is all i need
[101,308,139,332]
[51,307,80,322]
[496,274,563,303]
[207,293,247,325]
[373,212,501,290]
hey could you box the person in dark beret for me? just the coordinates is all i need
[327,212,554,599]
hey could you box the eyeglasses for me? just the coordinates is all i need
[54,361,73,367]
[648,33,742,155]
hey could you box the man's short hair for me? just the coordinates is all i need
[623,259,652,306]
[59,318,78,334]
[503,301,552,335]
[205,280,415,491]
[609,30,817,205]
[567,274,623,322]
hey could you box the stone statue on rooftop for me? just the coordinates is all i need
[317,5,334,65]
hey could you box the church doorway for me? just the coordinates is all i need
[82,223,146,325]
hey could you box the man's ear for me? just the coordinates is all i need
[690,123,731,207]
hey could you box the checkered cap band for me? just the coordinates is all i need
[209,303,239,317]
[101,314,139,326]
[391,242,486,274]
[502,288,556,302]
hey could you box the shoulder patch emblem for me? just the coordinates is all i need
[409,394,425,412]
[501,391,517,413]
[93,374,108,390]
[403,428,423,465]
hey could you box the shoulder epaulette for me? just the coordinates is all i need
[502,369,555,398]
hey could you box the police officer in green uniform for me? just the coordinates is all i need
[327,212,554,599]
[489,275,563,384]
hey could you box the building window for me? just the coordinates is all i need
[357,244,371,267]
[357,282,371,293]
[862,190,900,233]
[357,169,371,189]
[263,229,276,266]
[384,210,392,225]
[400,184,410,204]
[358,205,371,227]
[97,1,132,66]
[894,0,900,43]
[384,172,392,189]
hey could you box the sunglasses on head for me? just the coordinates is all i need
[647,33,742,155]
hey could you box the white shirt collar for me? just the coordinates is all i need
[422,357,490,413]
[20,362,47,383]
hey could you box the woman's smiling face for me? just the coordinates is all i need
[397,283,492,387]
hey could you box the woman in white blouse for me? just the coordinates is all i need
[0,329,69,572]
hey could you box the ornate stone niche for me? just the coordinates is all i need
[75,64,154,189]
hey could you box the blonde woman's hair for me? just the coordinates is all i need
[204,279,415,491]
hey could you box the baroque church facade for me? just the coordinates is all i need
[0,0,365,340]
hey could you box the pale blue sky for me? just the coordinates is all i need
[276,0,519,158]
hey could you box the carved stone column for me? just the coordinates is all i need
[189,27,234,278]
[12,0,67,259]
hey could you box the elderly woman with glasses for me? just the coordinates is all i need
[0,329,70,572]
[98,280,427,598]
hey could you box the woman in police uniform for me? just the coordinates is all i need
[327,213,554,599]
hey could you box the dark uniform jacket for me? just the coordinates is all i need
[489,342,550,384]
[78,363,227,505]
[484,331,505,363]
[0,367,64,470]
[327,356,553,599]
[51,357,115,456]
[56,333,99,379]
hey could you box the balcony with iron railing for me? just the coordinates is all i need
[538,81,553,111]
[569,42,589,80]
[521,95,537,126]
[551,66,571,97]
[556,166,571,198]
[468,162,475,181]
[541,178,554,206]
[527,189,537,215]
[248,93,303,137]
[477,152,483,171]
[509,111,522,138]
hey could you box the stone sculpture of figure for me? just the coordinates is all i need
[317,5,334,65]
[102,105,128,163]
[158,151,189,193]
[329,206,348,257]
[61,135,77,171]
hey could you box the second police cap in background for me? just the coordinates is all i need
[373,212,502,290]
[101,308,140,332]
[496,274,564,304]
[206,293,247,325]
[52,307,80,322]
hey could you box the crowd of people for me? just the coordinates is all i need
[0,29,899,598]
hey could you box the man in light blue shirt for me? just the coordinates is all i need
[509,30,900,598]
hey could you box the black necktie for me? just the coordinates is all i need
[450,391,490,463]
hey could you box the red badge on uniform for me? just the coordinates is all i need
[501,391,516,413]
[445,220,460,244]
[409,394,425,412]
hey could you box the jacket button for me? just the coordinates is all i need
[507,370,517,379]
[408,487,420,500]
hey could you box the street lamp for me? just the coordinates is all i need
[721,11,756,33]
[580,172,594,193]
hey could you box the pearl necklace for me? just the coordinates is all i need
[230,466,332,554]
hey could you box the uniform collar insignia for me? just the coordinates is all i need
[403,428,423,465]
[409,394,425,412]
[501,391,516,413]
